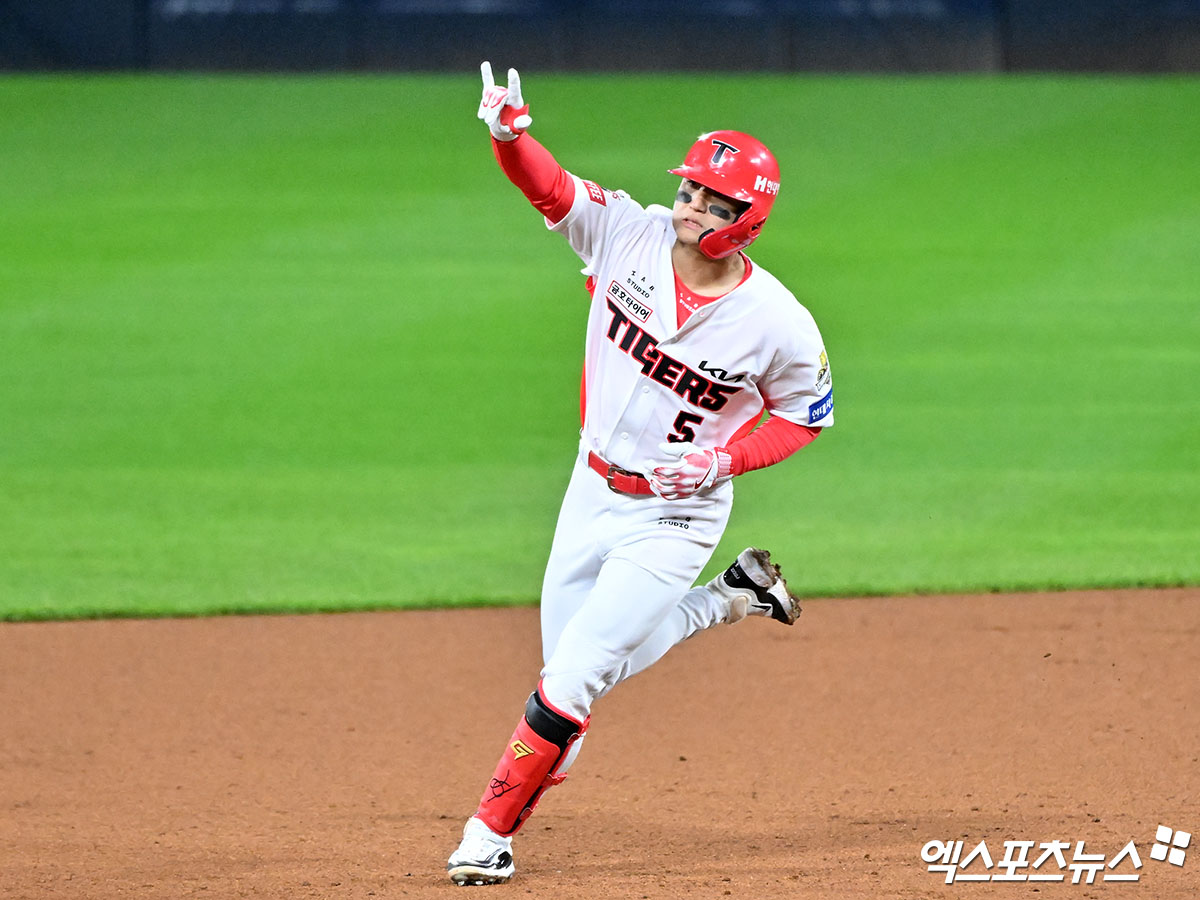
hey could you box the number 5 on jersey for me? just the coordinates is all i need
[666,411,705,443]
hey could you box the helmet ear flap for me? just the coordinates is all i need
[697,224,744,260]
[695,207,768,260]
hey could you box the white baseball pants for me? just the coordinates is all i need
[538,449,736,723]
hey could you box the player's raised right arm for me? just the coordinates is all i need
[478,61,575,224]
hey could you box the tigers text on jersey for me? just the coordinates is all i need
[548,176,834,474]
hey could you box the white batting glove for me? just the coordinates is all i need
[478,60,532,142]
[647,442,733,501]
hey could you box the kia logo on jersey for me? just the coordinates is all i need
[710,139,740,164]
[698,360,745,383]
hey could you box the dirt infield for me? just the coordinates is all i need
[2,588,1197,899]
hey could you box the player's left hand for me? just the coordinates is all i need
[478,60,532,142]
[647,442,732,500]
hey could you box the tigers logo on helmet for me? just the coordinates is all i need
[709,139,740,164]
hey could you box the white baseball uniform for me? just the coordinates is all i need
[452,67,836,880]
[537,173,834,723]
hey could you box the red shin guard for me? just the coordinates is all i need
[474,690,588,837]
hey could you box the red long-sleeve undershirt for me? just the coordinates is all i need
[492,133,575,223]
[726,415,820,475]
[491,134,821,475]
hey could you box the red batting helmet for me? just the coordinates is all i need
[669,130,780,259]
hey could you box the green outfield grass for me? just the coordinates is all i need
[1,73,1197,620]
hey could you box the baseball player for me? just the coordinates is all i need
[447,62,835,886]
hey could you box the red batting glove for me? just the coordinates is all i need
[647,442,733,500]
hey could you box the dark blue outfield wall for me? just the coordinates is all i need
[2,0,1199,71]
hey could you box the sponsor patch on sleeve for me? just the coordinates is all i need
[808,388,833,424]
[583,180,607,206]
[815,349,831,390]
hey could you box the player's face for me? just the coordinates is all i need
[672,179,749,246]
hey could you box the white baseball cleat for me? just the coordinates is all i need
[711,547,802,625]
[447,817,515,886]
